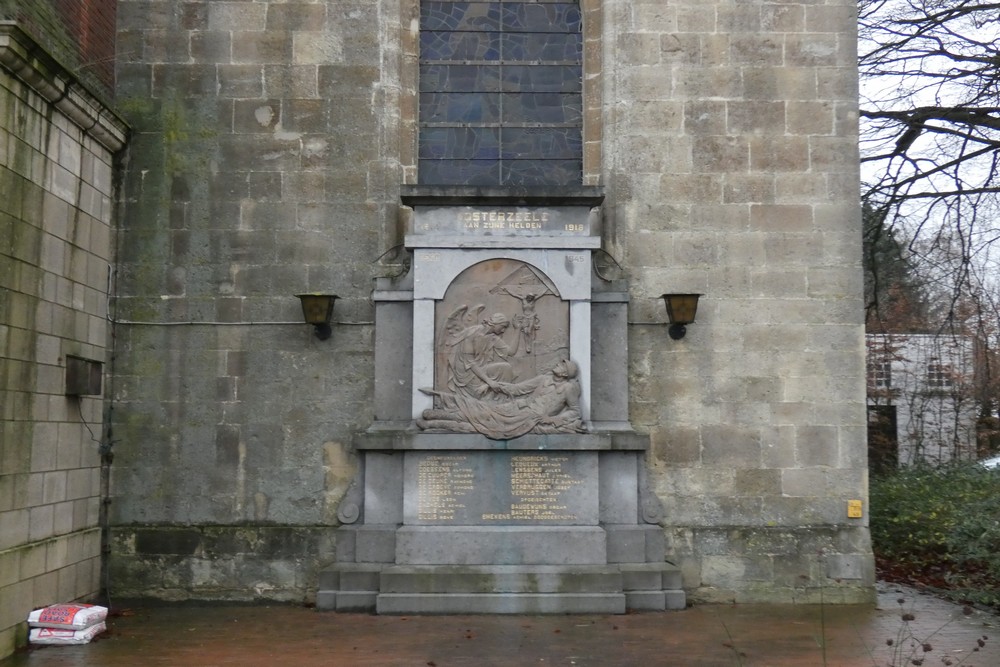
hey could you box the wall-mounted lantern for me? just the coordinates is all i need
[295,293,338,340]
[660,293,702,340]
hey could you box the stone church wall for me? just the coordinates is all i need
[605,0,872,603]
[108,0,872,605]
[108,0,396,600]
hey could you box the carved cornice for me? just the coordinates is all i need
[0,22,128,153]
[400,185,605,207]
[354,430,649,451]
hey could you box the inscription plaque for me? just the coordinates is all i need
[411,206,591,236]
[404,451,597,525]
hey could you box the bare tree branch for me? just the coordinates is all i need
[860,0,1000,217]
[860,3,1000,420]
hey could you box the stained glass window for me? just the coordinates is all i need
[418,1,583,186]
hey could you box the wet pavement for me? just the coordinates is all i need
[4,584,998,666]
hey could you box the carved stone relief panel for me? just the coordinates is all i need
[417,258,584,439]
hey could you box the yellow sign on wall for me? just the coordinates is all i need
[847,499,863,518]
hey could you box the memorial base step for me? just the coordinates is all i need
[316,563,686,613]
[380,565,623,594]
[376,592,627,614]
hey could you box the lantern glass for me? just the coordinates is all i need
[661,294,701,325]
[296,294,338,326]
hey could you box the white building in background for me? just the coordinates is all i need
[866,334,979,470]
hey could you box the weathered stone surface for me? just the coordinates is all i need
[395,526,608,566]
[379,565,623,594]
[376,592,626,615]
[624,591,666,611]
[79,0,874,613]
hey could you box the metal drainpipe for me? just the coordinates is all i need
[98,141,131,606]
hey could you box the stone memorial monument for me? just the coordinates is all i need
[317,187,685,613]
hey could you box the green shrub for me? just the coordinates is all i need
[943,496,1000,608]
[870,462,1000,609]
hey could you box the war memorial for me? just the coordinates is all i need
[321,187,688,611]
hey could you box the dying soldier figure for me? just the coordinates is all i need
[418,359,585,440]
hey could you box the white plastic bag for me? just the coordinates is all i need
[29,622,106,646]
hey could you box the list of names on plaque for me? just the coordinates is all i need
[481,454,583,522]
[408,451,595,525]
[416,455,474,521]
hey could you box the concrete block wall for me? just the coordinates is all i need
[603,0,872,602]
[0,24,127,660]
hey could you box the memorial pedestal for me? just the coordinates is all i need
[318,433,685,613]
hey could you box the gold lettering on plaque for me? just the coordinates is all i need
[416,455,474,522]
[457,210,552,232]
[481,454,583,522]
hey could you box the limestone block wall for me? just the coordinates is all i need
[603,0,872,602]
[0,24,127,659]
[108,0,873,605]
[109,0,399,599]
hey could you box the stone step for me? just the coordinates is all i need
[619,562,684,591]
[379,565,623,594]
[318,563,684,593]
[318,563,382,592]
[376,592,627,615]
[316,562,687,612]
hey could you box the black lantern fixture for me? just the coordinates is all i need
[295,293,338,340]
[660,293,702,340]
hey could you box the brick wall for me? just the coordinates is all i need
[55,0,119,92]
[1,0,117,94]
